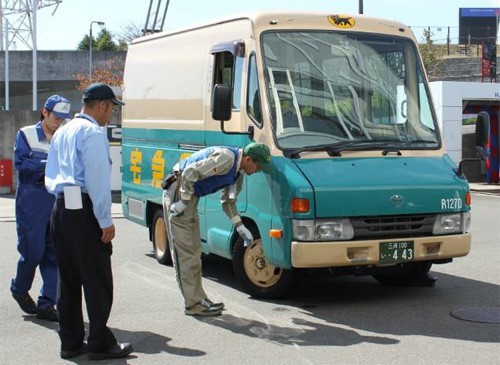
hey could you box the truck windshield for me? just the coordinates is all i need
[261,31,440,153]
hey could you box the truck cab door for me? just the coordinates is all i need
[201,41,249,256]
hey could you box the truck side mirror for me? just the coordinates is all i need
[211,84,232,122]
[211,83,254,138]
[475,111,490,161]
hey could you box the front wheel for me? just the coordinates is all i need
[233,237,295,299]
[151,209,172,265]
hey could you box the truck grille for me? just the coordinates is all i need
[351,214,435,239]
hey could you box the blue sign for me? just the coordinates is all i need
[460,8,500,18]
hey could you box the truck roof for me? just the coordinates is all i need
[131,10,413,45]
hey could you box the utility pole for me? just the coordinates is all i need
[89,20,105,82]
[31,0,37,110]
[4,19,9,110]
[1,1,62,110]
[359,0,363,14]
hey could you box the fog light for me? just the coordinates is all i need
[347,247,369,261]
[423,242,441,255]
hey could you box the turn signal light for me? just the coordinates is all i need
[465,192,471,206]
[291,198,310,213]
[269,229,283,238]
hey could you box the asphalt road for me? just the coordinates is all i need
[0,192,499,365]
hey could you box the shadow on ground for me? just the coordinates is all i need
[24,316,205,365]
[198,254,500,345]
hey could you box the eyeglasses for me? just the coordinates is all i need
[104,101,120,112]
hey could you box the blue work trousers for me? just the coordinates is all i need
[11,184,58,309]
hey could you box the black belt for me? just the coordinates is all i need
[18,182,45,187]
[161,172,179,190]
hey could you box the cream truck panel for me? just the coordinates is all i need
[123,18,253,133]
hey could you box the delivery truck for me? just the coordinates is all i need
[121,11,474,298]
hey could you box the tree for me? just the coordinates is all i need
[77,23,143,51]
[74,28,123,89]
[77,28,119,51]
[72,22,144,89]
[73,57,124,90]
[117,21,143,47]
[419,29,444,81]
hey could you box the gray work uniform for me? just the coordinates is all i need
[162,147,243,308]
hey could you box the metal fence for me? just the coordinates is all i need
[410,26,499,57]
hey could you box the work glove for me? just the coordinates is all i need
[236,225,253,247]
[170,200,187,217]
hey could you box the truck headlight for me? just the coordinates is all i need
[433,212,471,235]
[292,219,354,241]
[292,220,315,241]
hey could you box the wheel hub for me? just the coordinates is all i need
[243,239,282,287]
[255,257,266,270]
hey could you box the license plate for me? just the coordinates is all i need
[379,240,414,264]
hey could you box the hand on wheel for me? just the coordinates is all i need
[236,225,253,246]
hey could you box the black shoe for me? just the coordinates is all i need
[184,300,222,316]
[36,306,59,322]
[61,342,87,359]
[87,342,134,361]
[12,292,37,315]
[204,298,225,311]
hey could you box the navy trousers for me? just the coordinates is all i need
[50,194,117,353]
[11,184,57,309]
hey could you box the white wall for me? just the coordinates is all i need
[429,81,500,165]
[110,145,121,191]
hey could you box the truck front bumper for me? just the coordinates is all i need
[291,233,471,268]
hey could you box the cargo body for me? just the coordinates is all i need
[121,11,471,298]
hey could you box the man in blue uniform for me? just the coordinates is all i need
[11,95,72,322]
[46,83,133,360]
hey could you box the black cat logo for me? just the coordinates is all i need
[328,15,355,28]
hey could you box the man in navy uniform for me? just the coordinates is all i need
[11,95,72,322]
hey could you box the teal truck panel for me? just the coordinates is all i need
[293,155,469,217]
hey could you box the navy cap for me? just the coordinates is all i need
[44,95,72,119]
[83,83,125,106]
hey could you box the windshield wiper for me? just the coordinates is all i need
[284,138,438,159]
[285,140,405,158]
[284,140,370,159]
[284,143,343,159]
[399,139,438,145]
[382,148,402,156]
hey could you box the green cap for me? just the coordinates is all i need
[243,142,271,172]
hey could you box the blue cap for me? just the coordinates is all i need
[44,95,72,119]
[83,83,125,106]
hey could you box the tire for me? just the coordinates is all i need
[233,234,295,299]
[373,262,433,286]
[151,209,172,266]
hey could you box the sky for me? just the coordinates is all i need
[4,0,500,50]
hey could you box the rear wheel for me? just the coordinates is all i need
[151,209,172,265]
[233,235,295,299]
[373,262,433,286]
